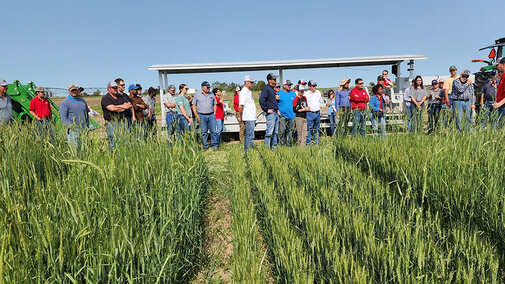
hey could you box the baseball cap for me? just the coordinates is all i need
[136,84,142,89]
[148,87,157,93]
[496,57,505,65]
[201,81,211,88]
[35,87,45,92]
[298,80,307,85]
[244,75,256,82]
[0,78,8,86]
[128,84,140,91]
[235,86,242,92]
[438,78,445,83]
[168,84,176,90]
[283,80,293,86]
[68,84,80,91]
[108,81,118,88]
[377,75,384,81]
[462,70,471,76]
[431,79,438,85]
[266,73,278,81]
[275,83,281,88]
[308,80,317,87]
[449,65,457,71]
[296,84,306,92]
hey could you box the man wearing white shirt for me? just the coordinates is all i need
[239,75,257,154]
[305,80,322,145]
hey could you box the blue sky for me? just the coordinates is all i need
[2,0,503,90]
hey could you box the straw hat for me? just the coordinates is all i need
[340,78,351,86]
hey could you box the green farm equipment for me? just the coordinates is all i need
[6,80,100,129]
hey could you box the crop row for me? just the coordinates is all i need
[227,148,267,282]
[247,142,500,282]
[334,130,505,268]
[0,124,208,283]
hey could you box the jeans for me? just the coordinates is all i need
[337,107,352,136]
[106,121,127,150]
[370,115,386,139]
[215,118,224,144]
[306,111,321,145]
[36,119,54,141]
[67,127,87,150]
[452,100,472,132]
[199,113,218,149]
[278,116,295,146]
[166,112,178,136]
[177,114,190,140]
[132,121,146,140]
[352,110,366,137]
[328,111,337,136]
[145,118,157,138]
[411,105,424,134]
[264,113,279,150]
[405,104,413,132]
[496,104,505,128]
[244,120,255,155]
[427,104,442,133]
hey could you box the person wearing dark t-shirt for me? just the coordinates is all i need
[101,81,132,149]
[293,84,309,146]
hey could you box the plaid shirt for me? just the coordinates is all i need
[451,79,475,105]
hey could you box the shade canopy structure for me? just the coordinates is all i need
[149,55,427,126]
[149,55,427,74]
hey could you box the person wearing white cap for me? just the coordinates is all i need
[293,84,309,146]
[305,80,322,145]
[60,84,90,149]
[239,75,256,154]
[0,78,14,126]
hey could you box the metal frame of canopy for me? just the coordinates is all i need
[148,55,427,127]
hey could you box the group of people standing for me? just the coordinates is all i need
[2,57,504,153]
[404,58,505,134]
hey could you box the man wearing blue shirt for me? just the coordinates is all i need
[60,84,90,149]
[336,78,352,136]
[259,73,279,150]
[277,80,296,146]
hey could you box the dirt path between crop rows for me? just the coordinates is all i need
[192,150,234,283]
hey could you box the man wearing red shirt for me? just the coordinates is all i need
[29,87,53,137]
[233,86,245,142]
[493,57,505,127]
[349,78,369,137]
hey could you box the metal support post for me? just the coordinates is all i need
[279,69,283,85]
[159,71,166,128]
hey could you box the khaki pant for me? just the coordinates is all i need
[236,113,245,142]
[295,117,307,147]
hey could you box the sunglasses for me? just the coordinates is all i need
[111,86,118,89]
[184,88,189,90]
[119,84,126,87]
[357,83,364,85]
[461,75,469,78]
